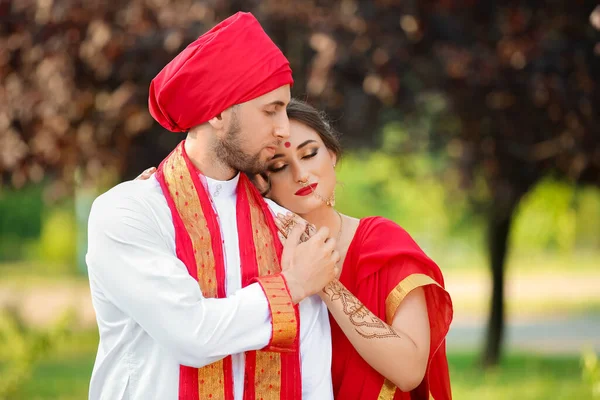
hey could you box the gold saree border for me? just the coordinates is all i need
[377,273,442,400]
[385,273,440,325]
[377,379,397,400]
[377,379,436,400]
[163,144,225,399]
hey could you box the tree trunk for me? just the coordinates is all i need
[481,204,515,367]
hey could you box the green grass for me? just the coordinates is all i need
[5,333,594,400]
[451,353,592,400]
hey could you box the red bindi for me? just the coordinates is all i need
[284,142,291,148]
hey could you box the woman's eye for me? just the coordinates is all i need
[269,164,287,173]
[302,151,318,159]
[265,110,276,116]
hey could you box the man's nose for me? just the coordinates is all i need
[274,112,290,139]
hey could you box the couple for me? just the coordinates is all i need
[86,12,452,400]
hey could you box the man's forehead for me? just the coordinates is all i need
[259,85,291,105]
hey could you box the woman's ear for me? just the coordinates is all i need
[328,149,337,167]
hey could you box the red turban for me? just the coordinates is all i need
[149,12,293,132]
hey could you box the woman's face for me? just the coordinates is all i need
[265,119,337,215]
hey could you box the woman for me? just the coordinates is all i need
[138,99,453,399]
[261,99,452,400]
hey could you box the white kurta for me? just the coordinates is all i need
[86,173,333,400]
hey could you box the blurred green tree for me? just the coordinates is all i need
[1,0,599,367]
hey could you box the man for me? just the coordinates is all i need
[86,12,339,400]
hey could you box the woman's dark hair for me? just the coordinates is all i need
[252,98,342,196]
[286,98,342,160]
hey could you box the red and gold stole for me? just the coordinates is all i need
[155,141,301,400]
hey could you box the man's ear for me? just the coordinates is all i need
[207,112,225,130]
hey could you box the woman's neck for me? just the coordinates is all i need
[300,205,341,237]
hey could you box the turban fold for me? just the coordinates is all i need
[149,12,293,132]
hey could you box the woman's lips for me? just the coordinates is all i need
[295,183,318,196]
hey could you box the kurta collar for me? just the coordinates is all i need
[204,172,240,199]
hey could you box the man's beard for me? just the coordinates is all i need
[213,112,269,175]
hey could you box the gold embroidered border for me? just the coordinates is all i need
[163,144,219,298]
[254,351,282,400]
[163,143,225,399]
[377,378,436,400]
[197,359,226,400]
[377,379,396,400]
[379,273,442,400]
[255,274,297,351]
[385,273,440,325]
[246,184,281,276]
[247,184,284,398]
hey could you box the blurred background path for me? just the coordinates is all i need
[2,266,598,353]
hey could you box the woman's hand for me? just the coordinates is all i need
[274,213,317,244]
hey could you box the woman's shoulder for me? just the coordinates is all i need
[355,216,412,243]
[350,216,428,261]
[349,216,442,283]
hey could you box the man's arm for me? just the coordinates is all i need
[87,193,279,367]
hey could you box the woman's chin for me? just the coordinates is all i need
[288,196,328,216]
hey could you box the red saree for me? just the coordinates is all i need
[331,217,453,400]
[155,141,301,400]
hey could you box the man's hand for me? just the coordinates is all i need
[277,215,340,304]
[135,167,156,180]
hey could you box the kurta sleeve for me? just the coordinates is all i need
[86,192,273,368]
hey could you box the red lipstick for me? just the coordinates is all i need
[295,183,318,196]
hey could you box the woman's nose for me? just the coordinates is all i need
[293,165,309,184]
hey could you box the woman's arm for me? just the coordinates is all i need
[321,279,430,392]
[275,212,431,392]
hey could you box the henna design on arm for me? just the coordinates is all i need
[323,280,400,339]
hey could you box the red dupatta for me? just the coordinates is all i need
[331,217,453,400]
[155,141,301,400]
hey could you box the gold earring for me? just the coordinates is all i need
[326,190,336,207]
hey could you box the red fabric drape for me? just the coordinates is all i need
[331,217,453,400]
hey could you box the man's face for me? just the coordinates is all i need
[214,85,291,174]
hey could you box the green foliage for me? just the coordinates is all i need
[581,349,600,399]
[512,179,600,254]
[336,150,600,260]
[36,204,78,273]
[0,309,74,400]
[0,185,44,261]
[336,150,483,259]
